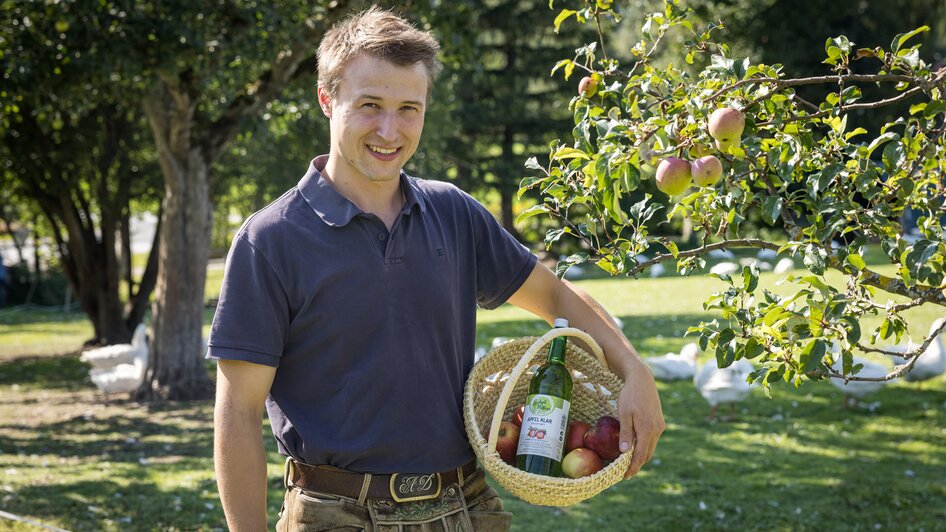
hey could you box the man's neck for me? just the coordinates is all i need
[321,160,404,229]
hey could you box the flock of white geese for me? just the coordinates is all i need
[644,317,945,419]
[81,317,944,411]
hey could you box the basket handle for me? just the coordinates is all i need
[486,327,609,450]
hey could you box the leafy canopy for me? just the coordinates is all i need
[521,0,946,389]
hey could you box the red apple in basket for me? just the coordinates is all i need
[511,404,525,427]
[584,415,622,461]
[562,448,604,479]
[496,421,520,465]
[564,420,592,454]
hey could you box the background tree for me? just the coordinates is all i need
[2,1,357,399]
[430,0,588,239]
[1,5,162,343]
[522,0,946,387]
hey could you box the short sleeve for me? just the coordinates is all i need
[465,194,538,309]
[206,232,289,367]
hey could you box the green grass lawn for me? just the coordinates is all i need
[0,257,944,530]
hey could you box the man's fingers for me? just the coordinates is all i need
[620,420,642,479]
[621,422,662,480]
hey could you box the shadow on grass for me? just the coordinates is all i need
[498,377,946,530]
[0,353,90,389]
[0,393,225,531]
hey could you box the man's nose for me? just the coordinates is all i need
[376,112,397,141]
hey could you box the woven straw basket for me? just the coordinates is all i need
[463,327,633,506]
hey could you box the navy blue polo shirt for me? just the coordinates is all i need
[207,155,537,474]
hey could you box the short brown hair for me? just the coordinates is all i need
[317,6,442,99]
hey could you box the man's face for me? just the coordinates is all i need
[318,54,428,185]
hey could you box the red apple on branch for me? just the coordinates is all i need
[708,107,746,151]
[584,415,622,461]
[579,76,598,97]
[691,155,723,187]
[655,157,692,196]
[495,421,520,465]
[562,448,604,478]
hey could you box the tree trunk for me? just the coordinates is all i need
[136,1,353,401]
[140,80,216,401]
[499,126,522,242]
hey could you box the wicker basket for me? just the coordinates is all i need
[463,327,633,506]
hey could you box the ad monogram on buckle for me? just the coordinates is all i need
[389,472,442,502]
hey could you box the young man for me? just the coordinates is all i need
[209,6,664,531]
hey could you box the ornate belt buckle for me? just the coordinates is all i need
[389,472,442,502]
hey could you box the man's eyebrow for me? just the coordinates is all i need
[357,94,425,107]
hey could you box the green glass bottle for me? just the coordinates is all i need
[515,318,574,476]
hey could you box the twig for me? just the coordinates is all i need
[627,238,779,276]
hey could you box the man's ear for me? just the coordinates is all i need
[317,87,333,118]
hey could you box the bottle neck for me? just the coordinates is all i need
[547,336,567,365]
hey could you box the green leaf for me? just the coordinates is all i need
[845,253,866,271]
[803,245,827,276]
[545,227,569,246]
[799,339,827,373]
[761,196,783,226]
[891,26,930,53]
[744,338,765,359]
[516,204,551,224]
[553,9,578,33]
[618,163,640,192]
[923,100,945,118]
[743,265,759,292]
[844,127,868,140]
[662,239,679,259]
[879,318,892,340]
[552,147,591,161]
[865,132,899,158]
[882,142,906,173]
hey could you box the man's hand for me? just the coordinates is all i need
[616,361,665,479]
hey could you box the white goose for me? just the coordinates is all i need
[693,357,755,421]
[645,343,699,381]
[773,257,795,274]
[81,323,149,396]
[89,349,148,396]
[80,323,148,368]
[894,318,946,386]
[709,261,740,276]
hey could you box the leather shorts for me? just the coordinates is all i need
[276,466,512,531]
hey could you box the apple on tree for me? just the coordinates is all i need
[691,155,723,187]
[584,415,622,461]
[578,75,598,98]
[561,447,604,479]
[708,107,746,151]
[655,157,692,196]
[495,421,520,465]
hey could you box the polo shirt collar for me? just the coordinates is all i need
[298,155,427,227]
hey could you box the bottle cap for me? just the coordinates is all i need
[553,318,569,328]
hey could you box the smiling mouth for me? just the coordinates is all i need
[368,145,398,155]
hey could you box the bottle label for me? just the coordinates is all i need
[515,394,570,461]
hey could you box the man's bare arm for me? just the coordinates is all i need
[214,359,277,531]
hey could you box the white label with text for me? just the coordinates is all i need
[515,393,570,461]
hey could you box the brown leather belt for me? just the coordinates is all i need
[285,458,478,503]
